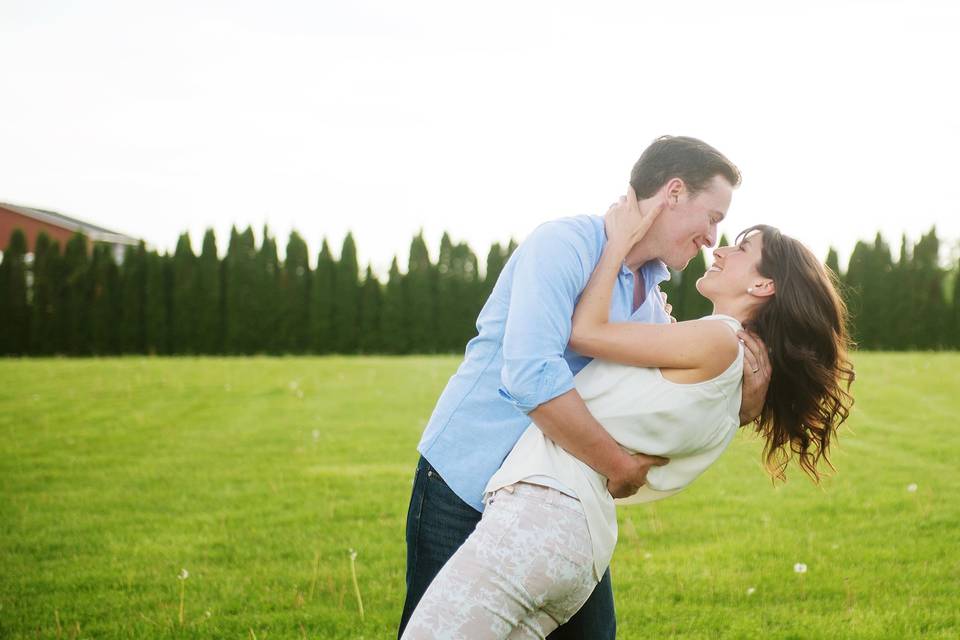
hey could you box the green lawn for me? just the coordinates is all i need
[1,354,958,639]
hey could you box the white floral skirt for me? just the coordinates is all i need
[401,481,598,640]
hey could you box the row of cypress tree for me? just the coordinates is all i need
[1,225,957,356]
[0,225,516,356]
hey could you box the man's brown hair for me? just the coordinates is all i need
[630,135,741,198]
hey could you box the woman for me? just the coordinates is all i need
[401,189,855,640]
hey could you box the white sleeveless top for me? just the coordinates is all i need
[485,315,744,580]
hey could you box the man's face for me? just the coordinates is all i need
[658,174,733,270]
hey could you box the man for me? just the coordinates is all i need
[398,135,772,639]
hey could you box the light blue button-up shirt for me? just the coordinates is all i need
[417,214,672,512]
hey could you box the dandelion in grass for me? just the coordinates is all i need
[794,563,807,574]
[177,568,189,625]
[907,483,918,493]
[348,548,365,621]
[746,587,756,596]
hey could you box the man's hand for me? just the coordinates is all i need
[606,451,670,499]
[738,329,772,425]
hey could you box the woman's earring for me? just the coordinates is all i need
[746,287,754,294]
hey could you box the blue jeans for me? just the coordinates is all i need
[398,456,616,639]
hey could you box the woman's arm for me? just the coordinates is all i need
[570,190,738,377]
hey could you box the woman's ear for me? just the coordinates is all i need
[750,281,776,298]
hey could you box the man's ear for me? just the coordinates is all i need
[663,178,685,206]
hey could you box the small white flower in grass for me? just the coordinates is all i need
[794,563,807,574]
[177,569,189,625]
[746,587,756,596]
[205,610,212,618]
[348,549,365,620]
[312,429,320,441]
[907,483,918,493]
[643,552,652,559]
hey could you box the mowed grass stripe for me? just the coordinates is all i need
[0,354,957,639]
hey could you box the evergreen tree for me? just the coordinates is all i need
[825,247,841,281]
[62,233,92,355]
[196,230,222,354]
[171,233,198,354]
[381,257,407,353]
[312,239,336,353]
[676,249,710,321]
[119,241,148,354]
[483,242,507,302]
[0,229,30,354]
[436,233,457,351]
[405,232,436,352]
[144,250,172,355]
[30,232,58,355]
[951,257,960,349]
[844,240,871,348]
[845,233,893,349]
[256,225,282,353]
[282,231,311,354]
[358,265,383,353]
[224,226,258,354]
[887,236,913,350]
[912,227,947,349]
[333,233,360,353]
[451,241,482,352]
[89,243,121,355]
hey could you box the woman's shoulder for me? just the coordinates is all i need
[684,315,742,378]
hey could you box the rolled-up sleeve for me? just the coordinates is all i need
[497,220,592,414]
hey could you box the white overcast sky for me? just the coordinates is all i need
[2,0,959,277]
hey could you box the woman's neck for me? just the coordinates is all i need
[711,299,753,326]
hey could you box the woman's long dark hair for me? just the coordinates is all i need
[738,225,855,484]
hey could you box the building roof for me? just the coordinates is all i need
[0,201,140,246]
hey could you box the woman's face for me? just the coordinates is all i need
[696,231,766,300]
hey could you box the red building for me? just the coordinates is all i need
[0,201,140,262]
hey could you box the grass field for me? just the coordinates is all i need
[1,354,958,639]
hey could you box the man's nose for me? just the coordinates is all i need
[704,229,717,248]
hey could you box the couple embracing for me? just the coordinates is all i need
[398,136,855,639]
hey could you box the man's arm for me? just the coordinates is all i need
[496,220,667,498]
[528,390,669,498]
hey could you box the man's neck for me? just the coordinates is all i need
[621,197,663,271]
[623,242,656,272]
